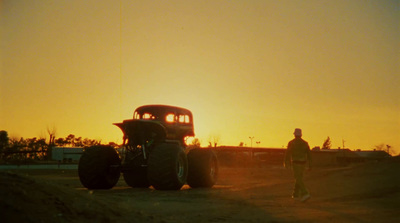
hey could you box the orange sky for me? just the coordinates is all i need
[1,0,399,153]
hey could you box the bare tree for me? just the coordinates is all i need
[46,125,57,160]
[375,144,385,151]
[208,134,220,148]
[46,125,57,146]
[375,143,395,155]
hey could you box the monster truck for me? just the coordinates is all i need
[78,105,218,190]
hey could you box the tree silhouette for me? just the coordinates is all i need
[0,130,113,162]
[55,137,67,147]
[375,143,395,155]
[190,138,201,147]
[322,137,331,150]
[0,131,9,159]
[65,134,75,147]
[74,137,83,147]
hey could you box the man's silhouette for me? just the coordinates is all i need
[284,128,312,202]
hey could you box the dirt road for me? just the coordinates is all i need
[1,159,399,223]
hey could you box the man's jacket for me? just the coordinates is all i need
[284,137,312,168]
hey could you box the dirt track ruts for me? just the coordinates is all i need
[1,160,400,223]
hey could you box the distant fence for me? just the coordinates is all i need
[0,164,78,170]
[0,150,49,165]
[0,147,85,164]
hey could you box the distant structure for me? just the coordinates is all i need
[354,150,392,161]
[211,146,392,167]
[52,147,83,163]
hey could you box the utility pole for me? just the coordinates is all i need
[249,136,254,148]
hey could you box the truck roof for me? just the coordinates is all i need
[134,104,193,117]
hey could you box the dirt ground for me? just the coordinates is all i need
[1,158,400,223]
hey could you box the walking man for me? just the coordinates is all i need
[284,128,312,202]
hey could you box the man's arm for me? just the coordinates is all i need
[306,143,312,170]
[284,143,292,169]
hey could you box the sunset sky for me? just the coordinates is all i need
[1,0,399,153]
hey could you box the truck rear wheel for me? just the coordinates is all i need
[187,149,218,188]
[78,145,121,189]
[147,143,188,190]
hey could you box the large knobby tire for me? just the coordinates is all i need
[147,143,188,190]
[123,153,149,188]
[187,148,218,188]
[78,145,121,189]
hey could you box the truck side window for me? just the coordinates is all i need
[166,114,175,123]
